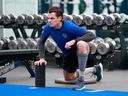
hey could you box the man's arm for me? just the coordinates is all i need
[38,38,46,58]
[34,38,47,66]
[76,31,96,42]
[65,31,96,49]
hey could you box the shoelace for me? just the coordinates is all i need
[90,73,96,78]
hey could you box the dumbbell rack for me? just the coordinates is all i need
[0,23,42,83]
[87,23,128,70]
[0,49,38,76]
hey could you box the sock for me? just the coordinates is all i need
[77,53,88,80]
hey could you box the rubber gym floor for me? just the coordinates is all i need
[0,63,128,96]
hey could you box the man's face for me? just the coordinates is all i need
[47,12,62,28]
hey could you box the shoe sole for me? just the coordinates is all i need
[99,63,103,80]
[72,85,86,90]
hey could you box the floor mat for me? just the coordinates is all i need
[0,84,128,96]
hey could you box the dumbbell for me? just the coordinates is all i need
[0,38,10,50]
[45,37,57,53]
[104,14,116,26]
[112,13,121,24]
[83,14,96,26]
[25,15,35,25]
[72,14,84,26]
[0,39,4,50]
[97,42,109,55]
[26,38,37,49]
[114,37,121,50]
[1,14,16,25]
[119,13,128,24]
[56,46,62,53]
[34,14,45,25]
[35,37,40,42]
[17,38,28,49]
[89,37,104,55]
[93,14,106,26]
[93,37,104,44]
[63,13,73,22]
[105,37,116,51]
[0,16,2,24]
[34,38,41,49]
[16,14,27,25]
[8,39,18,49]
[106,13,125,25]
[125,38,128,49]
[89,41,98,55]
[42,13,48,23]
[97,37,116,55]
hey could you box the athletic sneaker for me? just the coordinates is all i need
[93,63,103,81]
[72,77,86,90]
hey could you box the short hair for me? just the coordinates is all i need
[48,6,63,17]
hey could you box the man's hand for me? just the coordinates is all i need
[34,58,47,66]
[65,39,76,49]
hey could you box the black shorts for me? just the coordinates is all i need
[63,49,78,73]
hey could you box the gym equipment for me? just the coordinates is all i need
[72,14,84,26]
[104,14,116,26]
[34,14,45,25]
[0,77,6,83]
[82,14,95,26]
[94,14,105,26]
[26,38,37,49]
[16,14,27,25]
[1,14,15,25]
[0,16,2,24]
[25,15,35,25]
[55,77,96,84]
[45,37,57,53]
[104,37,116,52]
[35,64,45,87]
[0,38,10,50]
[89,41,98,55]
[125,38,128,49]
[0,49,38,77]
[0,39,4,50]
[42,13,48,23]
[8,39,18,49]
[114,37,121,50]
[63,13,73,22]
[93,37,104,44]
[112,13,121,24]
[119,13,128,23]
[97,42,110,55]
[0,84,128,96]
[0,62,15,76]
[17,38,28,49]
[97,38,116,55]
[56,46,62,53]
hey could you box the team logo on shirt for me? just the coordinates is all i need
[62,33,67,38]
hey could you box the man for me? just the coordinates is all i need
[34,6,103,90]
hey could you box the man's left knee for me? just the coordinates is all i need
[77,40,90,53]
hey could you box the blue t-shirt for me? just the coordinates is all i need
[41,20,87,56]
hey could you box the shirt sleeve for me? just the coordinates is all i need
[72,23,87,38]
[38,24,50,58]
[40,24,50,40]
[70,23,96,42]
